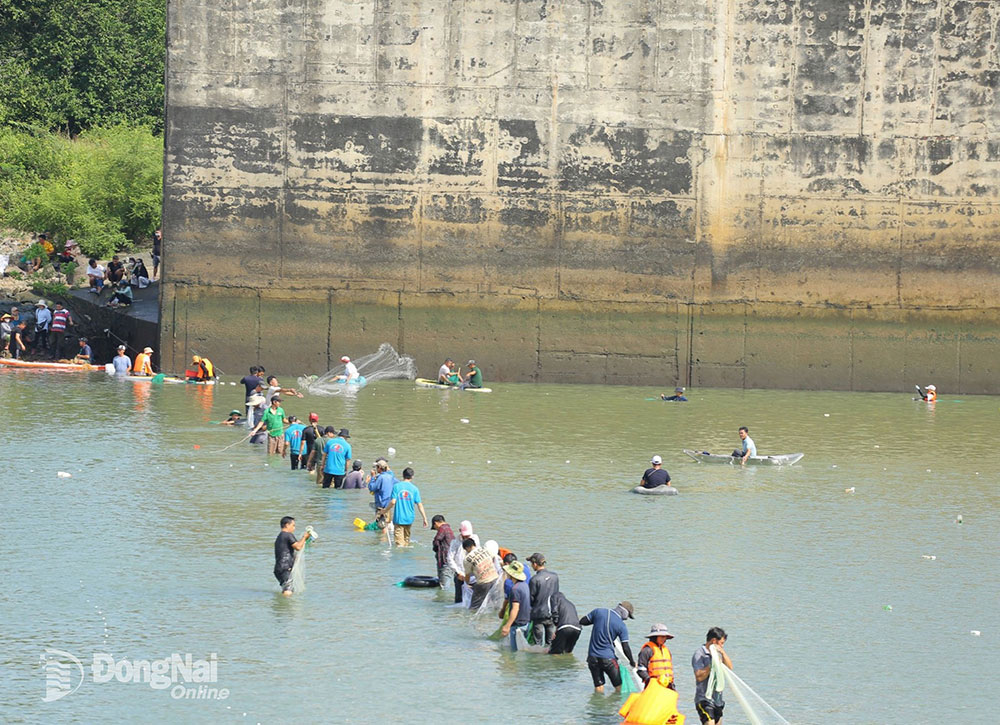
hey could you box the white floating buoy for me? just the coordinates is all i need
[190,465,195,469]
[264,463,269,467]
[832,465,837,468]
[971,630,981,636]
[926,469,931,473]
[824,413,830,417]
[460,418,469,424]
[57,471,72,478]
[435,446,441,454]
[874,445,879,449]
[565,460,570,464]
[845,487,855,493]
[387,447,396,456]
[486,460,491,464]
[921,555,936,560]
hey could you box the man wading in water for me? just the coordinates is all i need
[274,516,313,596]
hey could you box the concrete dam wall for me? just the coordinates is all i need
[162,0,1000,391]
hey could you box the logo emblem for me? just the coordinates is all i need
[41,649,84,702]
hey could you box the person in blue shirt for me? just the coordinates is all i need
[383,467,428,547]
[282,416,307,471]
[580,601,637,693]
[321,428,352,488]
[501,553,531,599]
[500,561,532,650]
[731,426,757,464]
[367,459,397,523]
[660,386,688,401]
[74,337,93,364]
[111,345,132,374]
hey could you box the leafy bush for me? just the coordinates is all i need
[1,125,162,258]
[31,279,69,298]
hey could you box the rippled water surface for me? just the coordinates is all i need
[3,372,999,724]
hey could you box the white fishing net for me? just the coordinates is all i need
[290,544,308,593]
[722,663,790,725]
[298,343,417,395]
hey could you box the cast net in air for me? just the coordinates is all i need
[298,343,417,395]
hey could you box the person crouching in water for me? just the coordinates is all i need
[637,623,675,690]
[273,516,313,597]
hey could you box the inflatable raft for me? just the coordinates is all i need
[123,374,215,385]
[683,449,804,466]
[414,378,492,392]
[631,485,678,495]
[0,358,102,371]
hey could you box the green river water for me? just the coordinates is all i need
[3,372,999,724]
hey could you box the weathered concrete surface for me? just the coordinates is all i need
[162,0,1000,391]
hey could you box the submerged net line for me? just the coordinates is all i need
[298,343,417,395]
[724,664,789,725]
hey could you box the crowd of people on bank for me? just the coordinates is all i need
[219,364,736,723]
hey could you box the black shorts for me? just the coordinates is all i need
[274,567,292,592]
[548,627,580,655]
[587,655,621,688]
[696,699,725,724]
[321,473,345,488]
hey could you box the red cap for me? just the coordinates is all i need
[308,412,319,422]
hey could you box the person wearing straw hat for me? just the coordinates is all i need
[1,313,12,355]
[32,300,51,354]
[637,623,676,689]
[500,560,531,649]
[133,347,155,376]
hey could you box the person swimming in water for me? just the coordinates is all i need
[661,387,688,401]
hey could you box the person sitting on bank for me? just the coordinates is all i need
[86,258,106,293]
[74,337,93,364]
[636,623,675,689]
[221,410,243,426]
[460,359,483,389]
[108,279,133,307]
[188,354,215,380]
[133,347,154,376]
[640,455,672,490]
[661,386,687,401]
[105,255,125,285]
[731,426,756,463]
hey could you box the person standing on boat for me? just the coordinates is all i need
[11,321,29,359]
[692,627,733,725]
[641,455,672,490]
[49,302,73,359]
[731,427,756,464]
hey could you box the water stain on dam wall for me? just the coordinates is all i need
[162,0,1000,391]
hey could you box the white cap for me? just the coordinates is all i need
[651,455,662,464]
[341,356,350,362]
[926,385,936,391]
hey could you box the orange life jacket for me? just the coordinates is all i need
[195,358,215,379]
[640,641,673,682]
[926,390,937,402]
[133,352,153,375]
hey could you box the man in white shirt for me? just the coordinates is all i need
[86,258,106,293]
[732,426,757,463]
[437,358,453,384]
[335,355,359,382]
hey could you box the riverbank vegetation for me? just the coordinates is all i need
[0,0,166,256]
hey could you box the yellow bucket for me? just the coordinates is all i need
[353,518,366,529]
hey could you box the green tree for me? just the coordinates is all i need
[0,0,165,133]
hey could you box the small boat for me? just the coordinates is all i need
[0,358,102,371]
[683,449,804,466]
[414,378,492,393]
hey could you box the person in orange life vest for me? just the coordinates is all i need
[923,384,937,402]
[133,347,155,375]
[636,623,675,689]
[189,354,215,380]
